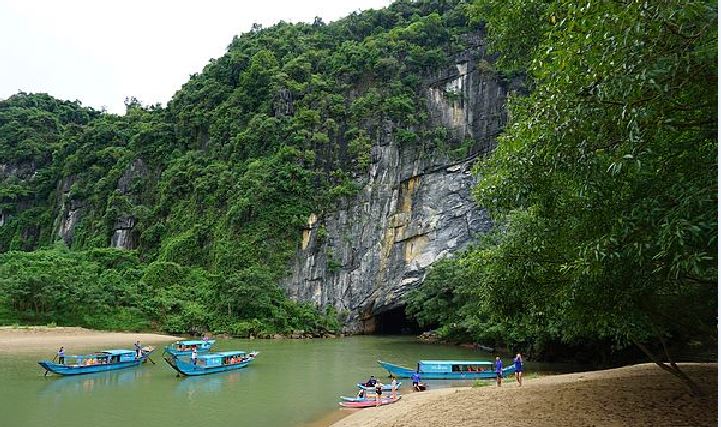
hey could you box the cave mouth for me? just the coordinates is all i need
[374,305,423,335]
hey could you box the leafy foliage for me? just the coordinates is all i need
[408,1,717,371]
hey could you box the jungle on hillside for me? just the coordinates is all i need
[0,1,477,335]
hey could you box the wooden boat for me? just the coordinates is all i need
[164,351,258,376]
[339,396,401,408]
[39,347,154,376]
[163,339,215,356]
[378,359,516,380]
[357,381,402,391]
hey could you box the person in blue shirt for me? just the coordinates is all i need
[411,371,421,391]
[495,357,503,387]
[514,353,524,387]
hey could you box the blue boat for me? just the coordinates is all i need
[39,348,154,376]
[378,359,516,380]
[357,381,402,391]
[164,351,258,376]
[163,339,215,357]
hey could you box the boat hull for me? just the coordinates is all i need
[378,360,516,380]
[39,358,144,376]
[339,397,400,408]
[340,395,400,402]
[164,354,256,376]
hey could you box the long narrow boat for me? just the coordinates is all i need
[163,339,215,357]
[356,381,402,391]
[378,359,516,380]
[164,351,258,376]
[39,348,154,376]
[339,396,401,408]
[340,394,400,402]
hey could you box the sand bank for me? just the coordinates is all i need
[0,326,179,353]
[331,363,717,427]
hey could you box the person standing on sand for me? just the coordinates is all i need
[495,357,503,387]
[514,353,523,386]
[391,376,398,399]
[411,371,421,391]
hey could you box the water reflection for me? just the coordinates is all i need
[174,369,250,398]
[40,367,148,397]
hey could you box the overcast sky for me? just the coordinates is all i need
[0,0,391,114]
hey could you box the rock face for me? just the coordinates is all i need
[110,158,148,250]
[282,53,518,332]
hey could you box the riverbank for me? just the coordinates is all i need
[0,326,179,353]
[331,363,717,427]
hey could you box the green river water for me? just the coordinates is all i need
[1,336,560,427]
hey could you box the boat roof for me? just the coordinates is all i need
[419,360,493,365]
[176,340,209,345]
[99,350,135,355]
[198,351,245,359]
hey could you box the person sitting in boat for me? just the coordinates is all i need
[365,375,377,387]
[357,388,366,399]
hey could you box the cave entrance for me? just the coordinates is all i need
[374,305,422,335]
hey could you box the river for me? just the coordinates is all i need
[2,335,559,427]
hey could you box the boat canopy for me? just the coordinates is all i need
[419,360,493,365]
[198,351,245,359]
[419,360,493,372]
[176,340,209,346]
[100,350,136,355]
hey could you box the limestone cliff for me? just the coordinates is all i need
[282,54,518,332]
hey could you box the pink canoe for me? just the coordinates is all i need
[339,396,401,408]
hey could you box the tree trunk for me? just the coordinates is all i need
[634,340,703,397]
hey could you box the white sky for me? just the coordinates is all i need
[0,0,391,114]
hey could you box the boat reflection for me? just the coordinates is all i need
[174,369,252,399]
[40,367,147,397]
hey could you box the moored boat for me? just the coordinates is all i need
[164,350,258,376]
[339,396,401,408]
[39,347,154,376]
[378,359,515,380]
[163,339,215,357]
[340,394,400,402]
[357,381,402,391]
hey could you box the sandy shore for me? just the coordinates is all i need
[331,363,717,427]
[0,326,179,353]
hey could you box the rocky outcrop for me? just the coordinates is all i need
[53,175,84,246]
[282,52,518,332]
[110,158,147,249]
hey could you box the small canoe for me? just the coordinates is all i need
[39,347,154,376]
[378,359,516,380]
[340,394,400,402]
[357,382,401,391]
[164,351,258,376]
[339,396,401,408]
[163,340,215,357]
